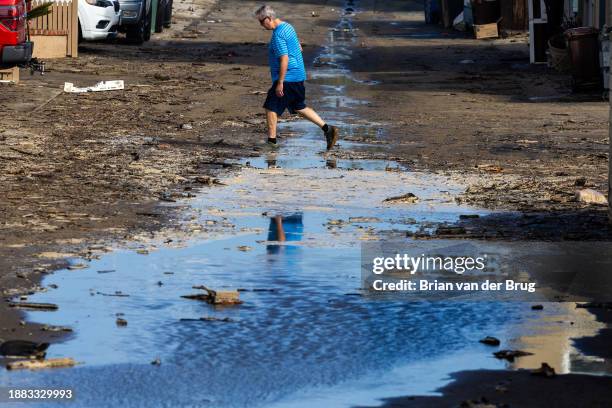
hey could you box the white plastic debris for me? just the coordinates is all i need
[576,189,607,206]
[453,11,466,31]
[63,80,124,93]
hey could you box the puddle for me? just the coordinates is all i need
[0,2,603,407]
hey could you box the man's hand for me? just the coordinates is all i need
[276,55,288,97]
[275,82,284,97]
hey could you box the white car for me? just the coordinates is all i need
[78,0,121,41]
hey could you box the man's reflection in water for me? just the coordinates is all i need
[266,213,303,257]
[265,152,279,169]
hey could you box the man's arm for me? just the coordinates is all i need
[276,55,289,97]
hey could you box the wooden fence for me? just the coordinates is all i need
[28,0,78,57]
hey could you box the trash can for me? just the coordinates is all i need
[424,0,441,24]
[599,30,610,92]
[565,27,601,88]
[471,0,500,25]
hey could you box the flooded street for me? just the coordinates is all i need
[1,2,610,407]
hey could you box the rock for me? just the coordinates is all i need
[0,340,49,358]
[383,192,419,204]
[531,304,544,310]
[435,226,466,235]
[460,399,498,408]
[493,349,534,362]
[574,177,586,186]
[531,362,556,378]
[576,189,607,205]
[479,336,501,346]
[7,358,76,370]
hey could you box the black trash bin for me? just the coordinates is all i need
[472,0,500,25]
[565,27,601,89]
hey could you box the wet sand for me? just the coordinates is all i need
[362,369,612,408]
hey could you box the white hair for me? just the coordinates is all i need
[254,5,276,20]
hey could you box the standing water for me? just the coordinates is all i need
[0,3,578,408]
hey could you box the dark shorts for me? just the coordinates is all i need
[263,81,306,116]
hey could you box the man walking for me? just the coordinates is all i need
[255,5,339,150]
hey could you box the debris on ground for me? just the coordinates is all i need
[67,263,89,270]
[435,226,467,235]
[41,325,73,332]
[348,217,381,223]
[97,291,129,297]
[476,164,504,173]
[575,189,607,205]
[180,316,235,322]
[182,285,242,305]
[63,80,124,93]
[460,398,499,408]
[8,302,58,310]
[479,336,501,346]
[493,349,534,362]
[7,358,76,370]
[576,302,612,309]
[530,362,556,378]
[383,192,419,204]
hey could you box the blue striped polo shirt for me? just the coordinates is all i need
[269,22,306,83]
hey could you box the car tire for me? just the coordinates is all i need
[143,5,152,41]
[126,10,146,44]
[155,0,164,33]
[163,0,172,28]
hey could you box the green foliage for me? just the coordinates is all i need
[27,2,54,21]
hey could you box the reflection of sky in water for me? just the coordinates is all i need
[0,212,527,408]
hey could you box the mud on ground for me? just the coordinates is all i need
[0,0,330,342]
[341,0,612,238]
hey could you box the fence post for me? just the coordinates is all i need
[70,0,78,57]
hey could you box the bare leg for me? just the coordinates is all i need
[296,107,325,129]
[274,215,286,242]
[266,109,278,139]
